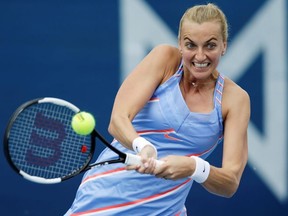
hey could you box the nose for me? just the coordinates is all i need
[195,48,206,61]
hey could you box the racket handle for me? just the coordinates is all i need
[125,153,164,169]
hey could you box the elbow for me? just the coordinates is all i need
[108,114,117,137]
[108,114,127,137]
[222,179,240,198]
[223,188,237,198]
[206,174,240,198]
[204,167,244,198]
[108,119,116,137]
[214,185,238,198]
[108,124,113,136]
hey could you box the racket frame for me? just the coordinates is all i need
[3,97,151,184]
[3,98,95,184]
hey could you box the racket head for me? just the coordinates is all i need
[3,97,95,184]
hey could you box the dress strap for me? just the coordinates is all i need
[214,73,225,107]
[174,61,184,76]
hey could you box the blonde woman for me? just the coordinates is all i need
[65,3,250,215]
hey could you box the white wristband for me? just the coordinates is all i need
[132,137,157,156]
[191,156,210,183]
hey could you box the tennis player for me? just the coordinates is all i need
[65,3,250,215]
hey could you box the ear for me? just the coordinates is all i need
[222,41,227,56]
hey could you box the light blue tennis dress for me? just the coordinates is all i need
[65,63,224,216]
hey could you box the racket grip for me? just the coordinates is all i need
[125,153,164,169]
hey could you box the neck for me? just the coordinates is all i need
[182,69,218,88]
[183,77,216,90]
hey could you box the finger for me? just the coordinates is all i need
[126,164,140,171]
[153,159,167,175]
[136,165,148,173]
[143,158,157,174]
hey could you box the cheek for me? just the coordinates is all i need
[182,51,193,63]
[211,54,222,65]
[206,50,222,64]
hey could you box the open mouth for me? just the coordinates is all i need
[193,62,210,68]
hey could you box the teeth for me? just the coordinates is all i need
[194,63,208,68]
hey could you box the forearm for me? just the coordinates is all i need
[108,114,138,150]
[202,166,240,198]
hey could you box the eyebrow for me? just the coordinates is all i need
[183,37,218,43]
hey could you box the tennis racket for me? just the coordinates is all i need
[3,97,161,184]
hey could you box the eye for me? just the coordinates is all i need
[185,42,196,49]
[206,43,216,50]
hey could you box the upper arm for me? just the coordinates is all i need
[222,80,251,181]
[112,45,181,121]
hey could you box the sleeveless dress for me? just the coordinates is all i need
[65,63,224,216]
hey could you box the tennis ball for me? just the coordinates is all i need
[71,112,95,135]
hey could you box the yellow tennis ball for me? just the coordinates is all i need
[71,112,95,135]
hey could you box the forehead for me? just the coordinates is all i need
[181,20,222,40]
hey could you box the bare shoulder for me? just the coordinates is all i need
[150,44,182,83]
[223,77,250,99]
[152,44,180,57]
[222,77,251,120]
[150,44,181,69]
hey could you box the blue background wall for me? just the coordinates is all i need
[0,0,287,215]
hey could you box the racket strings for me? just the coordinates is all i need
[8,103,92,179]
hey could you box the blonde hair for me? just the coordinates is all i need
[178,3,228,42]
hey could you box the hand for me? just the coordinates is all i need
[126,145,157,174]
[154,155,195,180]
